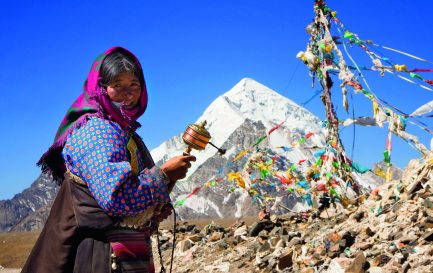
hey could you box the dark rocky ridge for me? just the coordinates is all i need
[0,174,57,232]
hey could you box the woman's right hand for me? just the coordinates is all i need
[161,155,196,182]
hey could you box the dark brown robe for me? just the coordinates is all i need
[22,133,157,273]
[21,175,114,273]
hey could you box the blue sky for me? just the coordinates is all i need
[1,0,433,199]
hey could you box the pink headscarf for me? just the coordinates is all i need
[38,46,148,182]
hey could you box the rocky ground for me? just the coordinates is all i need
[152,158,433,273]
[2,159,432,272]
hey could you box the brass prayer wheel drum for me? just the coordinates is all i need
[182,120,226,155]
[182,121,211,153]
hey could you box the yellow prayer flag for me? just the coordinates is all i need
[232,149,250,162]
[374,168,386,179]
[373,100,379,116]
[386,167,393,182]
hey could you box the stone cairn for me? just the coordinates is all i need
[153,157,433,273]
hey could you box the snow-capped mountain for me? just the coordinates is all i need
[152,78,325,177]
[150,78,329,219]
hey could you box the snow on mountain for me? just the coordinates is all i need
[150,78,328,218]
[151,78,325,177]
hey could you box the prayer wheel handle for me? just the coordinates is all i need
[182,120,226,156]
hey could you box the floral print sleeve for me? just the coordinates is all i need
[61,116,171,217]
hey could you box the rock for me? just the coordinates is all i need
[385,212,397,222]
[287,237,303,247]
[209,231,224,242]
[425,208,433,218]
[288,231,301,239]
[178,222,196,233]
[345,251,366,273]
[422,230,433,241]
[187,234,203,242]
[394,253,405,264]
[275,238,285,249]
[326,257,353,273]
[202,222,225,235]
[269,236,281,248]
[328,232,342,243]
[402,261,411,273]
[398,234,418,244]
[368,267,383,273]
[407,179,423,195]
[353,211,365,222]
[371,254,391,267]
[424,197,433,208]
[353,242,372,251]
[320,208,338,219]
[341,232,356,248]
[233,225,248,237]
[269,226,283,237]
[177,239,194,253]
[388,231,404,240]
[257,229,269,239]
[249,221,268,237]
[276,250,293,272]
[329,243,341,253]
[216,238,229,250]
[257,241,271,256]
[204,262,230,273]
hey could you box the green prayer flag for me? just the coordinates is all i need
[174,198,187,207]
[254,136,267,146]
[342,163,350,171]
[330,188,339,197]
[410,72,423,80]
[344,30,353,39]
[383,150,390,163]
[351,162,370,174]
[361,89,373,99]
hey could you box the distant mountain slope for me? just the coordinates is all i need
[0,174,57,232]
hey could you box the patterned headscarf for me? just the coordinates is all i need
[38,46,148,182]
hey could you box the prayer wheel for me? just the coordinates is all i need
[182,120,226,155]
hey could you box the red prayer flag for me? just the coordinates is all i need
[268,121,285,135]
[186,187,201,198]
[275,174,292,185]
[298,159,307,165]
[409,69,433,72]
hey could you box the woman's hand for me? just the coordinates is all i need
[161,155,196,182]
[153,204,173,223]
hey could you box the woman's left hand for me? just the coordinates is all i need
[153,204,173,223]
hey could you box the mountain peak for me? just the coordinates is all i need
[224,77,279,100]
[228,77,264,92]
[151,78,325,178]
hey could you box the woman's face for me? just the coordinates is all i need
[106,73,141,109]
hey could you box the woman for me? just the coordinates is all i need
[22,46,195,273]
